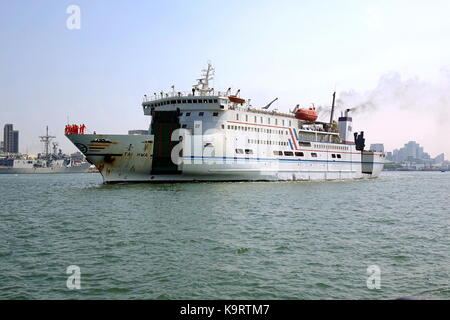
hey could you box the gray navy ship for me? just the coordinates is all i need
[0,126,91,174]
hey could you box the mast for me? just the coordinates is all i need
[193,63,215,94]
[329,91,336,125]
[39,126,56,158]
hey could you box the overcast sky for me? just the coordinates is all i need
[1,0,449,157]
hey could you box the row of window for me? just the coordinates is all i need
[275,151,342,159]
[299,132,341,144]
[237,113,293,127]
[233,149,345,159]
[275,152,343,158]
[235,149,254,155]
[274,151,313,157]
[181,112,219,117]
[180,110,295,127]
[229,125,289,135]
[248,139,289,146]
[331,154,342,159]
[147,99,219,108]
[315,144,349,151]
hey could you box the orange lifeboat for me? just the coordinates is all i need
[228,96,246,104]
[295,108,318,122]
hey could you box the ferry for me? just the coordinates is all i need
[65,64,385,183]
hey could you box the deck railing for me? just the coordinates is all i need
[142,90,231,102]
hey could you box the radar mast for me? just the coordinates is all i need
[193,62,215,94]
[39,126,56,158]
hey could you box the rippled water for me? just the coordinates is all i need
[0,172,449,299]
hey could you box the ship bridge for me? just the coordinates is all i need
[142,63,250,116]
[142,92,232,116]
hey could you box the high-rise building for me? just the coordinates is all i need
[3,124,19,153]
[12,130,19,153]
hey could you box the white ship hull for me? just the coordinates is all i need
[66,134,384,184]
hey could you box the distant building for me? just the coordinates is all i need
[128,130,149,135]
[370,144,385,153]
[13,130,19,153]
[392,141,430,163]
[0,141,3,152]
[385,151,393,162]
[434,153,445,164]
[3,124,19,154]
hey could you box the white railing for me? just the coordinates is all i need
[142,90,231,102]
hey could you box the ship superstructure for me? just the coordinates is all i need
[65,64,385,183]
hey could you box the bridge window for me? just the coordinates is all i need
[213,112,219,116]
[284,151,294,156]
[311,153,318,157]
[199,112,204,116]
[187,99,192,103]
[186,112,191,116]
[274,151,283,156]
[245,149,253,155]
[235,149,244,154]
[337,154,342,159]
[295,152,304,157]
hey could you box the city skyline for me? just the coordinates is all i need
[385,140,446,164]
